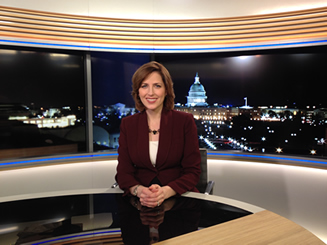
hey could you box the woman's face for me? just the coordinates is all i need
[138,71,166,113]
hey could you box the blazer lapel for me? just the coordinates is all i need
[137,111,152,167]
[156,109,173,167]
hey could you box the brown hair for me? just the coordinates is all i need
[132,61,175,112]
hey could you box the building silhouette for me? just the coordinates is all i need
[186,73,208,107]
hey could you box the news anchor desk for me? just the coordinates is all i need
[160,193,325,245]
[0,191,324,245]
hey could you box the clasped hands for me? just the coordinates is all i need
[139,184,164,208]
[133,184,176,208]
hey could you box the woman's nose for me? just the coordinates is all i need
[148,85,154,94]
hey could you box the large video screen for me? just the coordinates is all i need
[3,45,324,160]
[91,46,326,158]
[0,46,86,159]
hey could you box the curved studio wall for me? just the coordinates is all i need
[1,1,327,156]
[0,0,327,243]
[0,1,327,52]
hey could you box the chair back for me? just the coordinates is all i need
[196,148,208,193]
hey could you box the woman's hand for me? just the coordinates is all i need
[139,184,162,208]
[139,184,176,208]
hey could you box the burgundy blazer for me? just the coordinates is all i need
[116,109,201,195]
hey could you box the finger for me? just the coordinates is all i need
[142,201,158,208]
[141,200,160,208]
[140,195,160,204]
[140,190,160,199]
[149,184,160,191]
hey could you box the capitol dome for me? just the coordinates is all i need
[186,73,208,107]
[190,81,205,93]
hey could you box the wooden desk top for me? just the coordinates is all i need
[155,210,325,245]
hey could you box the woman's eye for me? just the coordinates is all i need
[140,84,147,88]
[155,84,162,88]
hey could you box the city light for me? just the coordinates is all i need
[204,138,216,150]
[276,147,283,153]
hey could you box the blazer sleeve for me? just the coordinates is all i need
[167,113,201,195]
[115,117,140,194]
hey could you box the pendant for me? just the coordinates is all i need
[152,130,158,135]
[149,128,160,135]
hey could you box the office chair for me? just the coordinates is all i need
[196,148,214,195]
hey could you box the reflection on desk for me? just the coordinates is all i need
[0,193,251,244]
[118,196,201,244]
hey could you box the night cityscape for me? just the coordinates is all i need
[92,72,327,157]
[0,47,326,160]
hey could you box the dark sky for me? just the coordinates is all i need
[1,46,327,109]
[91,52,150,107]
[0,48,85,108]
[156,48,327,107]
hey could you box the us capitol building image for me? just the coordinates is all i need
[174,73,326,154]
[175,72,292,122]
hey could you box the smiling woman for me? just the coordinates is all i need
[116,61,201,208]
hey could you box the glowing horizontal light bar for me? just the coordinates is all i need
[0,153,118,167]
[2,151,324,168]
[32,229,121,245]
[208,152,327,165]
[1,39,327,52]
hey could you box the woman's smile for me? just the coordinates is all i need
[146,98,157,103]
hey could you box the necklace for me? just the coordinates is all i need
[149,128,160,135]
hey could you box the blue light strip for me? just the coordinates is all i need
[1,151,325,168]
[31,229,121,245]
[208,152,327,165]
[0,153,118,167]
[1,39,327,52]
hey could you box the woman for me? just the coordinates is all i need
[116,61,201,208]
